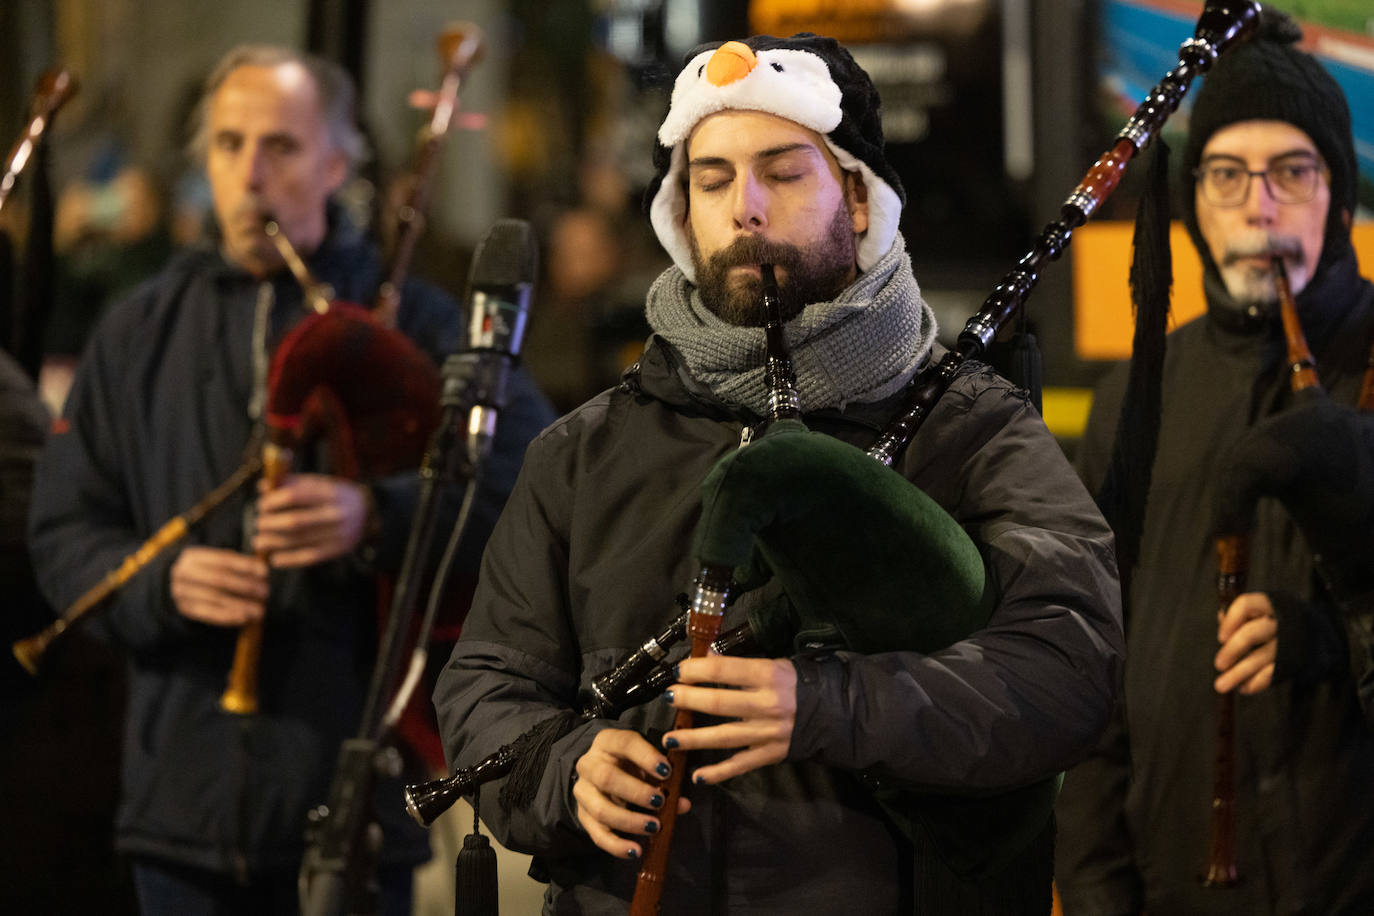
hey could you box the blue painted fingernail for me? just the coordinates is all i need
[664,736,679,750]
[627,847,639,860]
[645,820,659,834]
[663,689,675,703]
[650,793,664,808]
[694,773,706,785]
[656,761,670,778]
[672,663,681,680]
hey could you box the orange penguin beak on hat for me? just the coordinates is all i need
[706,41,757,86]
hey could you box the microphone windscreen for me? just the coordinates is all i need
[466,218,537,293]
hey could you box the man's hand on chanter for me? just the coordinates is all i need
[573,728,691,860]
[662,655,797,785]
[252,473,373,568]
[1215,591,1278,695]
[170,546,269,626]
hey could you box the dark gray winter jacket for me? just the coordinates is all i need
[1055,248,1374,916]
[436,333,1123,914]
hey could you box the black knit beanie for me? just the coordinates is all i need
[1181,6,1357,274]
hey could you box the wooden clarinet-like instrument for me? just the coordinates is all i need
[14,213,331,685]
[1274,257,1321,396]
[1203,532,1247,888]
[264,218,333,313]
[219,217,442,714]
[629,567,733,916]
[219,218,331,715]
[1203,254,1321,887]
[218,439,292,713]
[628,265,789,915]
[12,455,262,674]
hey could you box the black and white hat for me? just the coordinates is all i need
[646,34,906,284]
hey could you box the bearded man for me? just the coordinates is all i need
[434,33,1122,915]
[1055,13,1374,916]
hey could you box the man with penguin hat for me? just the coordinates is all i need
[436,32,1122,914]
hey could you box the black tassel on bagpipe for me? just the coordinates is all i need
[455,788,498,916]
[1095,139,1173,602]
[1007,327,1043,414]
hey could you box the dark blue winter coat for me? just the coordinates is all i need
[28,215,553,878]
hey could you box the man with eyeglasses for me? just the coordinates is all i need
[1056,12,1374,916]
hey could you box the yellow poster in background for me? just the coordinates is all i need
[1074,221,1374,361]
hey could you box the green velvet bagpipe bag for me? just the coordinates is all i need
[693,418,1058,880]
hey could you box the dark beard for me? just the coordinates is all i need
[690,203,857,326]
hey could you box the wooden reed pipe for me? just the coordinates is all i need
[1203,534,1247,888]
[1273,257,1321,395]
[12,453,263,675]
[219,441,292,714]
[264,219,333,314]
[629,567,731,915]
[1205,255,1321,886]
[221,219,331,712]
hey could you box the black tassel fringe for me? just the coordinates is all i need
[1096,139,1173,606]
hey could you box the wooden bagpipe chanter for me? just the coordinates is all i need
[406,3,1265,910]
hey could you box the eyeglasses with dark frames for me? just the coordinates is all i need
[1193,153,1329,208]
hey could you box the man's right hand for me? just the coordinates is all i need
[572,728,690,860]
[169,546,269,626]
[1215,592,1277,694]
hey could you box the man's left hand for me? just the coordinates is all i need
[662,655,796,785]
[1214,591,1278,695]
[252,473,373,567]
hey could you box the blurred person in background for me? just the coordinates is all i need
[26,44,552,915]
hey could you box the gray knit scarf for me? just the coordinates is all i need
[645,233,936,415]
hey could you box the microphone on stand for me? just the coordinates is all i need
[444,218,537,471]
[300,222,537,915]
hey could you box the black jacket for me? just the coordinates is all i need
[1055,250,1374,916]
[435,333,1123,914]
[27,219,553,877]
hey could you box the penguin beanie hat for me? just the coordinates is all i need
[646,33,905,283]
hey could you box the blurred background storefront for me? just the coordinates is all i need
[1,1,1370,912]
[3,0,1370,416]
